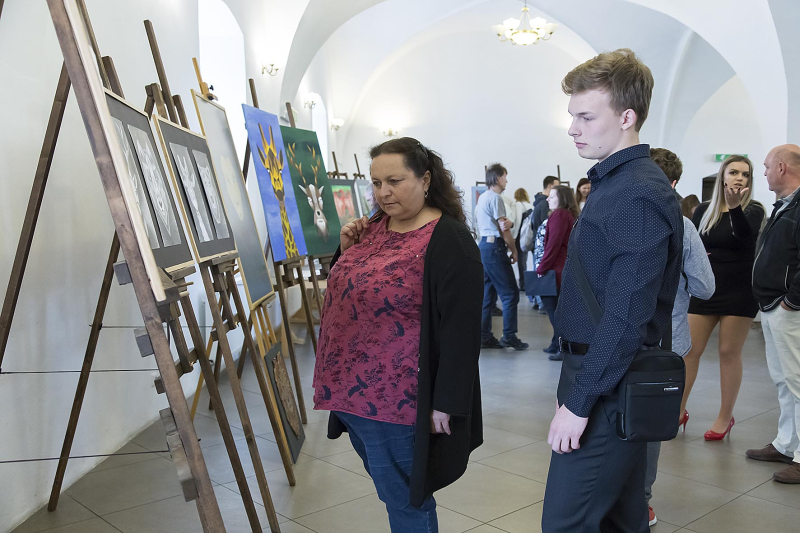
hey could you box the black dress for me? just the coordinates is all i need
[688,202,765,318]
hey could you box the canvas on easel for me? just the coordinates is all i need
[192,91,274,307]
[242,105,307,262]
[329,178,359,226]
[280,126,342,256]
[263,342,305,462]
[354,179,378,218]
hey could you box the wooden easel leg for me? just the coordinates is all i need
[176,297,263,532]
[307,256,324,317]
[190,333,214,421]
[47,233,119,511]
[200,264,282,531]
[236,313,254,379]
[0,63,70,367]
[208,343,222,411]
[273,263,308,424]
[296,263,318,355]
[224,271,296,485]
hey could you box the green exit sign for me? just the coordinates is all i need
[715,153,747,162]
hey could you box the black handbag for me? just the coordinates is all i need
[566,242,685,443]
[525,270,558,297]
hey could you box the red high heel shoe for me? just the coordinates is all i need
[704,417,735,441]
[679,410,689,433]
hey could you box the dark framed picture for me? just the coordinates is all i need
[105,90,193,274]
[263,343,305,463]
[154,116,236,262]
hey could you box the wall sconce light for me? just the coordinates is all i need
[261,63,279,76]
[304,93,321,109]
[383,127,400,137]
[331,118,345,130]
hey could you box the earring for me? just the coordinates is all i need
[424,190,429,198]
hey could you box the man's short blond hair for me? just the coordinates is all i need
[562,48,654,132]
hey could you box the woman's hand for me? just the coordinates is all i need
[724,185,749,210]
[340,216,369,252]
[430,410,451,435]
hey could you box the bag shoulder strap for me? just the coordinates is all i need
[570,220,673,351]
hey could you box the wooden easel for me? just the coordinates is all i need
[4,2,277,530]
[0,1,228,529]
[231,85,317,426]
[327,151,348,179]
[353,154,366,180]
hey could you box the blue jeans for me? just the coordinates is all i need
[334,412,438,532]
[480,239,520,342]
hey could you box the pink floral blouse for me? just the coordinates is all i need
[313,216,440,425]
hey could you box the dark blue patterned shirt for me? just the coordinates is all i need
[555,144,683,417]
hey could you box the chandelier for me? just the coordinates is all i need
[492,2,557,46]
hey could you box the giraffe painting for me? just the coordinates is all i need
[242,104,307,262]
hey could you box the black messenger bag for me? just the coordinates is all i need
[566,246,685,443]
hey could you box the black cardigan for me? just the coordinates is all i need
[325,214,484,506]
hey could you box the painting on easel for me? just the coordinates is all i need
[264,343,305,463]
[242,105,307,262]
[329,179,359,226]
[106,91,194,274]
[192,92,275,308]
[354,180,378,218]
[154,117,237,262]
[280,127,342,256]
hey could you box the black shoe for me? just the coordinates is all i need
[481,338,503,349]
[538,309,547,315]
[543,344,559,354]
[492,307,503,317]
[499,337,529,351]
[548,352,563,361]
[532,303,540,310]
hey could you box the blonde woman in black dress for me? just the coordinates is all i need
[680,155,765,440]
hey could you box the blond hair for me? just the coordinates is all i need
[698,155,763,235]
[514,188,530,203]
[562,48,654,132]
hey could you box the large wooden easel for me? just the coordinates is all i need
[2,2,280,530]
[353,154,366,180]
[327,151,348,179]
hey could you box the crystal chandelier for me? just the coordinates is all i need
[492,2,557,46]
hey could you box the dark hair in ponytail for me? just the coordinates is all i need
[368,137,466,226]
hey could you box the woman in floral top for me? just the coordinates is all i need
[314,138,483,532]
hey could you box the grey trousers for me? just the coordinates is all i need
[644,441,661,504]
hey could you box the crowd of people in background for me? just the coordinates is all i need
[312,47,800,533]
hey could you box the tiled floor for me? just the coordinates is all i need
[13,305,800,532]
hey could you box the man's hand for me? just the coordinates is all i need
[499,218,511,232]
[781,300,798,311]
[430,410,451,435]
[510,249,519,265]
[547,403,589,454]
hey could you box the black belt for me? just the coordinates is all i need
[559,337,589,355]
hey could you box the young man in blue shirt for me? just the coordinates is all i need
[541,49,683,532]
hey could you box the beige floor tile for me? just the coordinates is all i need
[464,526,508,533]
[435,463,545,522]
[648,520,681,532]
[736,408,780,433]
[272,523,316,533]
[66,457,184,515]
[482,404,555,440]
[320,450,371,478]
[102,484,287,532]
[191,410,248,449]
[477,441,553,483]
[468,428,538,462]
[657,443,785,493]
[90,442,159,473]
[11,494,96,533]
[686,494,800,532]
[488,501,542,533]
[261,420,354,459]
[19,518,120,533]
[647,472,740,527]
[746,478,800,510]
[294,493,481,533]
[223,459,376,519]
[201,432,312,485]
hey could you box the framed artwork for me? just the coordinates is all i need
[154,116,237,263]
[106,91,193,274]
[242,104,307,262]
[280,126,342,256]
[263,343,305,463]
[192,91,275,308]
[471,185,488,237]
[328,179,359,226]
[354,179,378,219]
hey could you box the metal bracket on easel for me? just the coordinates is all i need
[159,408,198,502]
